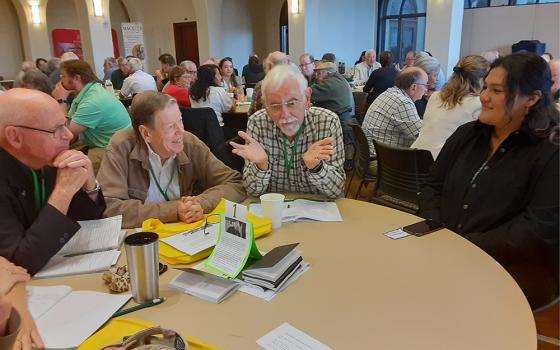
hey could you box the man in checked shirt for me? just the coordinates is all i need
[230,64,345,199]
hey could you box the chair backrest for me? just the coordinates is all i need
[352,91,368,124]
[179,107,229,164]
[348,123,371,179]
[372,140,434,210]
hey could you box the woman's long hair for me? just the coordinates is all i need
[439,55,489,109]
[190,64,219,102]
[219,57,241,88]
[491,52,559,137]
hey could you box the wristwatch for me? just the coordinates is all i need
[85,180,101,194]
[57,99,68,105]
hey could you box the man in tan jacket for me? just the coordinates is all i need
[97,91,246,228]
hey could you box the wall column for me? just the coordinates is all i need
[74,0,114,78]
[425,0,464,80]
[12,0,51,60]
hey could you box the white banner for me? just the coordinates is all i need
[121,22,144,57]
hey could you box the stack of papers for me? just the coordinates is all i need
[249,199,342,223]
[169,268,240,303]
[35,216,124,278]
[242,243,304,292]
[27,285,131,349]
[161,223,219,255]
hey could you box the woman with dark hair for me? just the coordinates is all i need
[162,66,191,108]
[190,64,235,127]
[219,57,244,100]
[412,55,490,158]
[418,52,559,310]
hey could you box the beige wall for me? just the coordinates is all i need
[109,0,130,57]
[461,3,560,58]
[142,0,196,73]
[0,0,24,79]
[46,0,79,53]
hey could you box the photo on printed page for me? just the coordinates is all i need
[225,217,246,239]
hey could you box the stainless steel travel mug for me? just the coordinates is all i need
[124,232,159,303]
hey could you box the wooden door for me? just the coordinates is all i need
[173,22,200,66]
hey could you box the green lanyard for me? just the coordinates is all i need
[148,161,177,202]
[29,168,46,215]
[281,127,303,178]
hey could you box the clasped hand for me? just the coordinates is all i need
[178,196,204,224]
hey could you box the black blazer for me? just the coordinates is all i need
[363,66,399,105]
[0,149,106,275]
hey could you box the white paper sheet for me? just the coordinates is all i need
[34,250,120,278]
[29,287,131,349]
[57,216,124,256]
[250,200,342,222]
[27,285,72,320]
[257,323,332,350]
[161,223,219,255]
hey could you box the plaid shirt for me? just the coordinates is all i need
[362,87,422,157]
[243,107,346,199]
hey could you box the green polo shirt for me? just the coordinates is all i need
[69,82,131,148]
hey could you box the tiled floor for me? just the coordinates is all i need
[345,172,559,349]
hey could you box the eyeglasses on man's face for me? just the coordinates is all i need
[299,62,313,68]
[266,99,304,114]
[11,122,70,139]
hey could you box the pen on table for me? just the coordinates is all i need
[112,298,165,318]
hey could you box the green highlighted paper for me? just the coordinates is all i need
[206,200,262,278]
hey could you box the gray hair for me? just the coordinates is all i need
[261,64,307,98]
[47,58,60,72]
[104,57,117,66]
[128,58,143,73]
[414,56,440,76]
[180,60,196,70]
[365,49,375,57]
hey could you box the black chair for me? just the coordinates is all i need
[352,91,368,124]
[180,107,235,168]
[371,140,434,214]
[346,123,377,199]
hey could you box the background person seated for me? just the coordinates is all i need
[0,89,105,274]
[412,55,489,159]
[190,64,236,136]
[362,67,427,158]
[111,57,130,90]
[219,57,244,101]
[163,66,192,108]
[120,58,157,97]
[97,91,246,228]
[363,51,399,105]
[230,64,346,199]
[242,54,265,84]
[155,53,176,91]
[418,53,559,309]
[179,60,198,86]
[353,49,381,85]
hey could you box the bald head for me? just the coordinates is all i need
[0,88,59,131]
[0,88,71,168]
[396,67,429,101]
[549,59,560,96]
[265,51,289,74]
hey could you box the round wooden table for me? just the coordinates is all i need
[32,199,536,349]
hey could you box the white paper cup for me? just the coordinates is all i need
[260,193,285,229]
[246,88,254,98]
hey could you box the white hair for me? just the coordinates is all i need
[60,52,79,62]
[415,56,440,76]
[180,60,196,70]
[128,58,143,73]
[365,49,375,56]
[261,64,307,98]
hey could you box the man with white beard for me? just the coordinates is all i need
[230,64,345,199]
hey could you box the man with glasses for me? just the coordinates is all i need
[353,49,381,85]
[362,67,427,158]
[179,60,198,86]
[230,64,345,199]
[0,89,105,275]
[298,53,316,84]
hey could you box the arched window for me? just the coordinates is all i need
[378,0,427,65]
